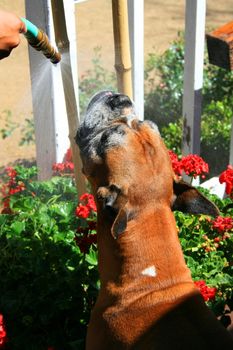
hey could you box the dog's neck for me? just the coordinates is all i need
[90,204,196,347]
[97,204,194,304]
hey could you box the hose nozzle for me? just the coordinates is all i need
[21,18,61,64]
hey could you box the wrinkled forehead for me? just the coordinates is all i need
[100,118,162,157]
[79,119,169,176]
[100,119,164,166]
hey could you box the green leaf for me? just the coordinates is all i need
[0,214,8,228]
[85,248,98,266]
[9,221,25,235]
[53,230,75,243]
[50,202,74,220]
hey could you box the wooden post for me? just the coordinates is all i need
[127,0,144,120]
[206,21,233,71]
[182,0,206,156]
[51,0,87,196]
[112,0,133,99]
[25,0,69,180]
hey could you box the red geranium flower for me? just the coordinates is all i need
[79,193,97,212]
[219,165,233,198]
[0,313,7,346]
[8,182,25,195]
[180,154,209,179]
[75,193,97,219]
[0,167,25,211]
[87,196,97,212]
[212,216,233,234]
[65,161,74,171]
[168,152,209,179]
[52,163,64,172]
[194,280,217,302]
[52,161,74,174]
[75,205,90,219]
[5,167,17,179]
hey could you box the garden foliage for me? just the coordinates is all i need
[0,154,232,349]
[0,166,98,349]
[144,33,233,175]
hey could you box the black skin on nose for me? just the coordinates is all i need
[106,94,133,110]
[86,91,113,112]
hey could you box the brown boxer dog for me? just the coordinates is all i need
[76,91,233,350]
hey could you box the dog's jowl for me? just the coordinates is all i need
[76,91,233,350]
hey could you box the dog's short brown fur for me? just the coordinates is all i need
[76,91,233,349]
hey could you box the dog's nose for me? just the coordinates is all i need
[87,91,114,112]
[106,94,133,110]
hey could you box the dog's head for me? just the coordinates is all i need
[76,91,219,238]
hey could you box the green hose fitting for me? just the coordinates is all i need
[21,17,61,64]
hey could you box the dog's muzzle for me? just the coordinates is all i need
[86,91,114,112]
[86,90,134,114]
[76,91,137,157]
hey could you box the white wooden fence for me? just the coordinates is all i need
[25,0,233,187]
[182,0,206,156]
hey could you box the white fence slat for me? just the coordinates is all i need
[25,0,74,180]
[182,0,206,156]
[127,0,144,120]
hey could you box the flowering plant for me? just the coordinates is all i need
[176,207,233,327]
[0,165,98,349]
[75,193,97,254]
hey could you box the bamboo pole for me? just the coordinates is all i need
[51,0,87,196]
[112,0,133,98]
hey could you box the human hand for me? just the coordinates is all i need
[0,10,26,59]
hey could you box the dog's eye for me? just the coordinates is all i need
[97,125,126,156]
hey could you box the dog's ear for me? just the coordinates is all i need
[111,207,128,239]
[172,180,219,217]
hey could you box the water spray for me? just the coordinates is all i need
[21,17,61,64]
